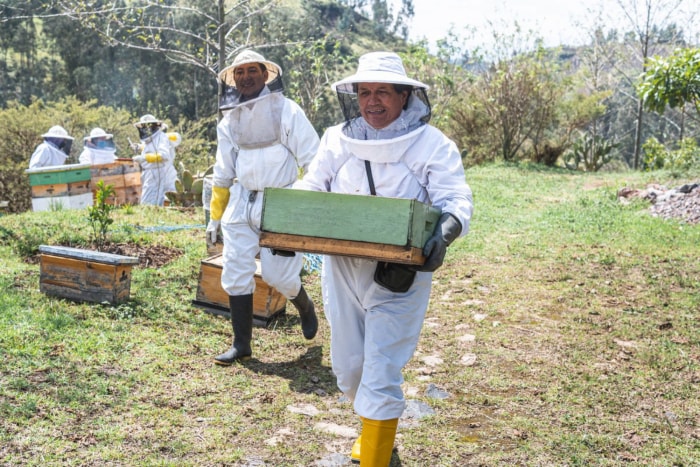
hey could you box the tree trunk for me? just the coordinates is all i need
[217,0,226,121]
[632,99,644,169]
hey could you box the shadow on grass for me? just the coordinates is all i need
[243,345,339,396]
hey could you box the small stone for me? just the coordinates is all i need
[460,353,477,366]
[287,404,320,417]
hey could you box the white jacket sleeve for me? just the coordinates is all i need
[294,126,347,192]
[79,149,91,165]
[410,127,473,237]
[282,100,320,175]
[212,112,237,189]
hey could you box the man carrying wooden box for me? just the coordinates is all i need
[205,50,321,365]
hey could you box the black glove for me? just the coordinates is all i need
[414,213,462,272]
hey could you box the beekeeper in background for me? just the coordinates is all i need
[295,51,473,466]
[29,125,74,169]
[79,127,117,165]
[205,50,320,365]
[132,114,177,206]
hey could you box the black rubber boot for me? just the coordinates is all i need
[291,285,318,340]
[214,294,253,365]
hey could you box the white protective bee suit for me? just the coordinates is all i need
[295,54,473,423]
[79,128,117,165]
[136,128,177,206]
[29,126,74,169]
[212,87,320,298]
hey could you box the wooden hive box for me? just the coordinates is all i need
[25,164,94,212]
[39,245,139,305]
[260,188,441,265]
[90,160,142,206]
[192,254,286,327]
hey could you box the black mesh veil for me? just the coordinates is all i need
[45,137,73,155]
[336,85,432,138]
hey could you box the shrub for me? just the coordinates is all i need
[642,137,700,172]
[87,180,117,250]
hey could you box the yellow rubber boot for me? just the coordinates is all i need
[350,434,361,463]
[359,417,398,467]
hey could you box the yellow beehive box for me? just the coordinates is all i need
[192,254,286,326]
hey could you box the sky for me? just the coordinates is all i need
[396,0,592,49]
[393,0,699,52]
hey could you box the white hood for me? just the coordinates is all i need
[338,125,426,164]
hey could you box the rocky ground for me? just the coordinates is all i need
[618,180,700,225]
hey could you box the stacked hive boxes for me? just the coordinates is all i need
[25,163,93,212]
[90,160,142,205]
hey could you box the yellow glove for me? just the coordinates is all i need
[144,153,163,163]
[210,185,230,221]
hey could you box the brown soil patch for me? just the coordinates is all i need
[101,242,183,268]
[27,242,183,268]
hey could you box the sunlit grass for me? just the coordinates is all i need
[1,164,699,465]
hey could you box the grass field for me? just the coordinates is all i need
[1,163,698,466]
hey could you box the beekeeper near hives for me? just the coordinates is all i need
[29,125,74,169]
[132,114,177,205]
[79,127,117,165]
[295,51,473,466]
[206,50,320,365]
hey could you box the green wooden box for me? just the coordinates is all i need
[26,163,92,186]
[260,188,441,265]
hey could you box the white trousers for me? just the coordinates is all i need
[322,255,432,420]
[220,186,302,298]
[140,165,176,206]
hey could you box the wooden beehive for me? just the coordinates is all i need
[90,160,142,206]
[38,245,139,305]
[192,254,286,326]
[260,188,441,265]
[25,164,94,212]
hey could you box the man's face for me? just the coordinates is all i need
[234,63,268,100]
[357,83,408,130]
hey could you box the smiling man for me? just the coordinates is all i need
[206,50,321,366]
[357,82,409,129]
[233,61,268,101]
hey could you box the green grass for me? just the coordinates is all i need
[1,163,699,466]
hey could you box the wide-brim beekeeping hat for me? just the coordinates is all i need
[219,50,282,87]
[332,51,428,94]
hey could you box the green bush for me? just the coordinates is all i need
[87,180,117,250]
[642,137,700,172]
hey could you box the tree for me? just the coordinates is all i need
[283,38,350,132]
[450,45,565,164]
[399,35,475,131]
[612,0,691,168]
[0,1,65,107]
[568,13,624,169]
[32,0,277,117]
[638,47,700,140]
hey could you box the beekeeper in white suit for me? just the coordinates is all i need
[29,125,74,169]
[79,128,117,165]
[295,51,473,466]
[132,114,177,205]
[205,50,320,366]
